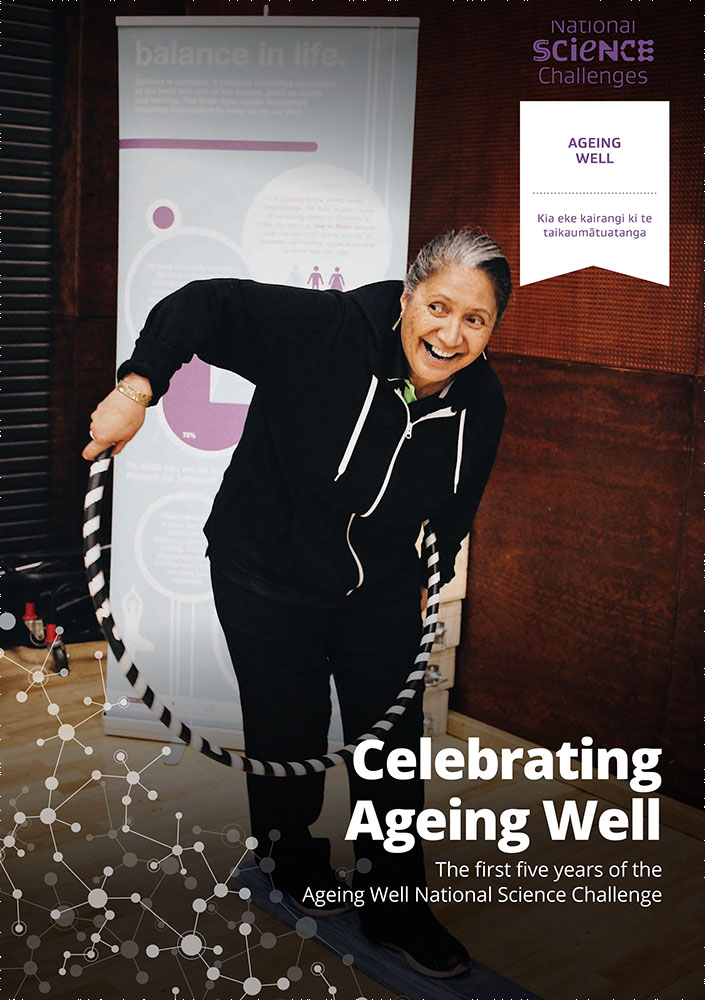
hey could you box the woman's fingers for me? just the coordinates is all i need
[82,387,147,461]
[82,437,114,461]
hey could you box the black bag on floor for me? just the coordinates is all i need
[0,546,110,647]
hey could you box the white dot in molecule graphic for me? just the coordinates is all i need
[16,691,28,703]
[88,889,108,909]
[238,924,252,937]
[277,979,290,991]
[179,933,204,957]
[40,808,56,825]
[47,703,60,716]
[245,836,258,850]
[243,978,261,996]
[0,611,17,630]
[12,889,22,900]
[192,898,207,914]
[206,967,220,981]
[126,770,140,785]
[4,835,16,849]
[213,883,228,898]
[58,724,75,742]
[44,776,59,791]
[193,841,204,853]
[53,852,63,863]
[238,887,251,901]
[146,944,160,959]
[32,670,46,684]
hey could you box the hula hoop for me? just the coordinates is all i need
[83,449,442,776]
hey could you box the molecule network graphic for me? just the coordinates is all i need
[0,616,382,999]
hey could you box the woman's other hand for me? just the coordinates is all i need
[82,375,152,461]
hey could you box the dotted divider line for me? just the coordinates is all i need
[531,191,658,195]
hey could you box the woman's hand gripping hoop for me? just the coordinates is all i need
[82,449,442,776]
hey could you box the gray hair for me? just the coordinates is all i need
[404,229,512,322]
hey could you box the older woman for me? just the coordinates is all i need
[84,229,510,979]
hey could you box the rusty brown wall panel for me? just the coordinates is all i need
[452,356,697,801]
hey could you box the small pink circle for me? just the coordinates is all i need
[152,206,175,230]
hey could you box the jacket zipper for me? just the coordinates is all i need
[342,387,457,593]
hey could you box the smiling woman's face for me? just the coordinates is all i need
[399,263,498,398]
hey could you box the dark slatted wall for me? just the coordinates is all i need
[0,1,56,552]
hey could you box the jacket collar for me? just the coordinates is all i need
[384,329,490,407]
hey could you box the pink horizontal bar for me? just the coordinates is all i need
[120,138,317,152]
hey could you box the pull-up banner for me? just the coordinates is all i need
[108,16,419,745]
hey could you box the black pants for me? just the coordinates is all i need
[211,565,426,894]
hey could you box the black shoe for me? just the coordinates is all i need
[281,868,354,917]
[361,903,471,979]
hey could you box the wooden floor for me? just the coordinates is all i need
[1,641,701,1000]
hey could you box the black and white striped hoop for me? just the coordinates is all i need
[83,449,442,776]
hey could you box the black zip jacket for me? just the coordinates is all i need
[117,278,506,603]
